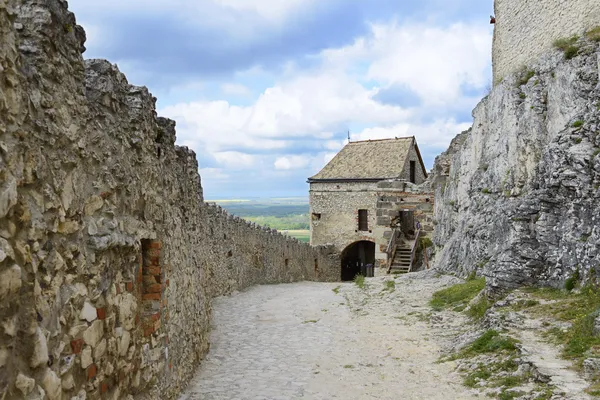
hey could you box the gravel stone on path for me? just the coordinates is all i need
[180,272,480,400]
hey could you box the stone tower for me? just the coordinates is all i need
[492,0,600,83]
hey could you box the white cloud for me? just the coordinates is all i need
[322,22,492,107]
[199,168,229,180]
[221,83,251,97]
[214,152,258,169]
[155,18,491,196]
[274,155,311,170]
[353,119,472,149]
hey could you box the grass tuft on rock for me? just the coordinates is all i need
[553,36,580,59]
[354,274,365,289]
[466,296,492,320]
[462,330,519,357]
[585,26,600,42]
[430,277,485,311]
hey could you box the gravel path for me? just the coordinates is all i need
[180,272,480,400]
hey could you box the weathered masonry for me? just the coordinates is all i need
[0,1,339,399]
[492,0,600,83]
[308,138,433,279]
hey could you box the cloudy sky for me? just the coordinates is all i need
[70,0,494,199]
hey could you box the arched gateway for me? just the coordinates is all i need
[340,240,375,281]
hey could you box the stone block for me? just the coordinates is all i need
[83,320,104,348]
[80,302,97,322]
[376,216,391,226]
[41,369,61,400]
[0,264,21,300]
[30,327,49,368]
[87,364,97,381]
[70,338,84,354]
[96,307,106,320]
[15,373,35,396]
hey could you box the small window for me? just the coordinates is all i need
[284,259,289,267]
[312,213,321,221]
[358,209,368,231]
[410,161,416,183]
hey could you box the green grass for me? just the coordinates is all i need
[302,319,318,324]
[430,277,486,311]
[420,236,433,249]
[517,69,535,86]
[343,364,354,369]
[383,280,396,292]
[585,26,600,42]
[554,36,580,59]
[524,286,600,366]
[280,230,310,243]
[573,120,584,128]
[466,296,492,320]
[332,286,341,294]
[354,274,365,289]
[481,188,491,194]
[461,330,519,357]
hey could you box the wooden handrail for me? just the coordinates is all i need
[386,228,400,272]
[408,228,422,273]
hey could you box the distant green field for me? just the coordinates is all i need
[213,198,310,232]
[281,230,310,243]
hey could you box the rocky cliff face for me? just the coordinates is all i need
[432,37,600,293]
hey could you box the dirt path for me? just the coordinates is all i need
[179,272,480,400]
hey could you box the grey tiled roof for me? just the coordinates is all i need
[309,137,414,181]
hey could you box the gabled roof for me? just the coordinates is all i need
[308,137,426,182]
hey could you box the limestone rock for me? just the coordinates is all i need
[84,196,103,216]
[94,338,107,359]
[81,346,92,369]
[0,238,14,262]
[119,293,137,330]
[79,302,97,322]
[0,347,8,368]
[62,373,75,390]
[118,331,130,357]
[0,264,21,299]
[83,320,103,348]
[432,35,600,290]
[30,327,49,368]
[15,372,35,396]
[584,358,600,377]
[0,174,17,219]
[2,315,16,336]
[41,369,62,400]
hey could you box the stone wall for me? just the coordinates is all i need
[309,181,379,253]
[374,181,434,267]
[0,1,339,399]
[309,179,433,268]
[493,0,600,82]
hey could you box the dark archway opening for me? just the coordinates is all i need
[341,241,375,281]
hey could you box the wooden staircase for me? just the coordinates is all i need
[388,243,413,273]
[386,227,422,274]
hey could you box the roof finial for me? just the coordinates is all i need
[347,130,350,142]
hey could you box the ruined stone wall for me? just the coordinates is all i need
[374,181,434,267]
[0,1,339,399]
[309,181,378,253]
[493,0,600,82]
